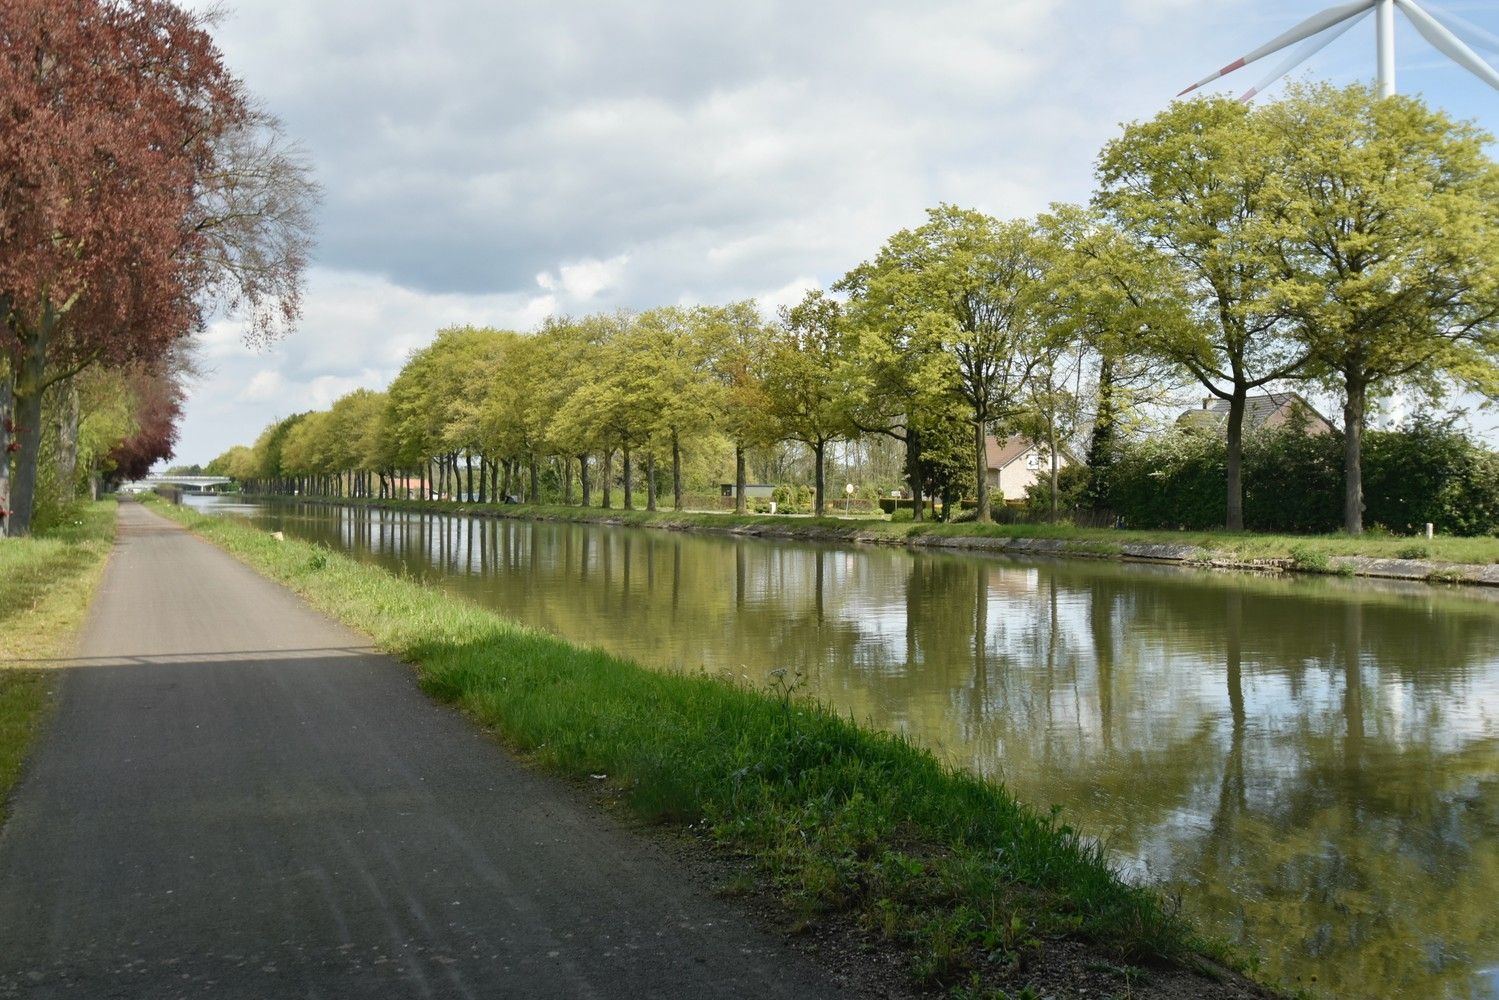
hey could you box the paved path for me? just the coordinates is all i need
[0,504,845,999]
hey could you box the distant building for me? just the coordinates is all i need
[985,435,1076,502]
[719,483,775,499]
[1176,391,1336,437]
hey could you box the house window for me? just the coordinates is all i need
[1025,453,1041,470]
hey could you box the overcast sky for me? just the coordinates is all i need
[174,0,1499,464]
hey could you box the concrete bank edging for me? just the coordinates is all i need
[259,497,1499,589]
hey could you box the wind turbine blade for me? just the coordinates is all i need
[1420,1,1499,56]
[1238,9,1373,101]
[1179,1,1377,96]
[1395,0,1499,92]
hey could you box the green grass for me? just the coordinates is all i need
[266,494,1499,568]
[0,502,118,825]
[150,496,1248,991]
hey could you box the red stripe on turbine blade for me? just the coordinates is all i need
[1238,88,1258,102]
[1180,55,1250,96]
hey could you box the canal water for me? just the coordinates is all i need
[189,495,1499,999]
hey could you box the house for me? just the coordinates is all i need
[985,435,1075,502]
[1176,392,1336,436]
[719,483,775,499]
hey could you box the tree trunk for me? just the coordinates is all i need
[528,455,540,504]
[1224,386,1247,531]
[622,444,634,510]
[1342,375,1366,534]
[906,429,924,522]
[7,316,52,537]
[813,440,826,516]
[973,417,990,524]
[1047,409,1059,521]
[0,367,12,537]
[579,454,591,507]
[646,452,657,511]
[563,455,574,505]
[671,431,683,511]
[465,452,474,501]
[734,445,747,514]
[601,450,614,509]
[1086,352,1118,507]
[56,378,80,504]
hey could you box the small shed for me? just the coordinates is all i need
[720,483,776,499]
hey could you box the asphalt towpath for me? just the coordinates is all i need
[0,503,850,999]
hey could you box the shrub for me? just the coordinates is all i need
[1023,464,1092,514]
[1364,419,1499,537]
[771,483,815,514]
[1287,544,1331,573]
[889,508,914,523]
[1097,418,1499,536]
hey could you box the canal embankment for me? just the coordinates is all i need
[0,501,116,827]
[259,494,1499,588]
[148,496,1279,999]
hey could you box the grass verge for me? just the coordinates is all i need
[256,495,1499,569]
[149,497,1258,993]
[0,502,117,826]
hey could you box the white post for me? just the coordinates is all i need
[1425,522,1434,539]
[1376,0,1397,97]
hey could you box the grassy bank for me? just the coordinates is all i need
[149,497,1272,997]
[260,494,1499,571]
[0,502,117,825]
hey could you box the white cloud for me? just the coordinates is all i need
[535,254,630,301]
[178,265,599,461]
[236,371,285,402]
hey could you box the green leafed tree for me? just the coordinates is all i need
[762,290,856,516]
[700,302,778,513]
[632,306,719,511]
[1258,83,1499,533]
[842,206,1052,523]
[1036,205,1190,508]
[535,315,612,505]
[1095,98,1309,531]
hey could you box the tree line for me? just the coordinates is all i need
[222,81,1497,534]
[0,0,315,536]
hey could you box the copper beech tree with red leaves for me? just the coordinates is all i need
[0,0,313,535]
[108,366,187,482]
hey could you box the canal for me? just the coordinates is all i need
[189,495,1499,999]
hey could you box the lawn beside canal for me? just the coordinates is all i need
[261,493,1499,580]
[149,496,1279,998]
[0,502,117,826]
